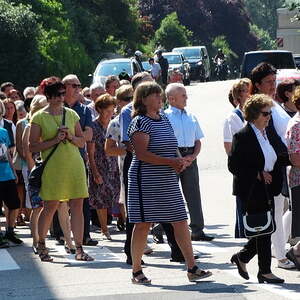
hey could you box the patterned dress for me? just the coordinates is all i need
[127,114,187,223]
[88,120,120,209]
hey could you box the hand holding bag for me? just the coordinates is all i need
[243,172,275,238]
[28,108,66,188]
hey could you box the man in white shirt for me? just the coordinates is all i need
[149,57,161,81]
[164,83,214,241]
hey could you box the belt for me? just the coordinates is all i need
[178,147,194,153]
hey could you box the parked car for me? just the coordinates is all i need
[294,54,300,69]
[92,58,141,85]
[162,52,191,85]
[172,46,211,82]
[240,50,296,78]
[142,61,151,72]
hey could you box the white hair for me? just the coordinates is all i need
[62,74,79,84]
[165,83,185,98]
[90,82,104,92]
[23,86,35,98]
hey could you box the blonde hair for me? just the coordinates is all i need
[115,84,133,101]
[232,78,251,103]
[29,95,48,118]
[292,86,300,110]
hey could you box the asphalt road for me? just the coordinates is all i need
[0,80,300,300]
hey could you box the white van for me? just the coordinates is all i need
[172,46,211,81]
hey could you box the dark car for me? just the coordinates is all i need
[93,58,141,85]
[240,50,296,78]
[162,52,191,85]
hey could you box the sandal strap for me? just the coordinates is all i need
[188,265,198,274]
[132,270,143,277]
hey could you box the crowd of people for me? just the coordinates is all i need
[0,59,299,285]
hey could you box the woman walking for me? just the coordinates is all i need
[29,79,92,262]
[127,81,211,284]
[228,94,284,283]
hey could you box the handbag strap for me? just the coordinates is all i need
[245,171,272,213]
[43,108,66,165]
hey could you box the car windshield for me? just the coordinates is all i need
[164,55,182,64]
[142,61,151,71]
[175,48,201,59]
[244,53,296,76]
[97,61,131,76]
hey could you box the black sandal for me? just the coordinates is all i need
[37,241,53,262]
[75,245,94,261]
[131,270,151,285]
[187,265,212,282]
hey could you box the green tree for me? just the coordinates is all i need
[244,0,286,38]
[0,0,41,88]
[153,12,192,51]
[250,24,276,50]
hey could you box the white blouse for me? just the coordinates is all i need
[250,123,277,172]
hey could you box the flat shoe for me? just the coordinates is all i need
[187,266,212,282]
[286,248,300,270]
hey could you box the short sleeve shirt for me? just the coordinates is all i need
[223,109,245,143]
[0,128,15,182]
[286,112,300,188]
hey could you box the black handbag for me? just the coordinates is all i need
[28,108,66,188]
[243,173,275,238]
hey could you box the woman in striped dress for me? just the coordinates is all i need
[127,81,212,284]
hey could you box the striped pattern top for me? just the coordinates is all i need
[127,114,187,223]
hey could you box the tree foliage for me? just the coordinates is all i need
[244,0,286,39]
[139,0,258,64]
[153,12,192,51]
[250,24,276,50]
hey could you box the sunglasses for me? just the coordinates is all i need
[55,91,66,97]
[69,83,81,89]
[122,96,133,102]
[261,111,272,117]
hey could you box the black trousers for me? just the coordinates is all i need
[291,186,300,238]
[123,151,183,259]
[239,234,272,274]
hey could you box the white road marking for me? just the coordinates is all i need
[0,249,20,271]
[226,269,300,300]
[54,245,123,265]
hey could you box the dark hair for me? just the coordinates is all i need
[250,63,277,94]
[132,81,163,118]
[39,76,61,95]
[0,82,14,93]
[2,98,17,124]
[131,72,152,90]
[94,93,116,113]
[0,91,6,100]
[24,97,34,113]
[148,58,154,62]
[276,79,299,103]
[105,75,120,90]
[228,89,236,108]
[244,94,273,122]
[44,81,65,99]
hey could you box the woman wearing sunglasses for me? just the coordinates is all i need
[228,94,284,284]
[29,79,93,262]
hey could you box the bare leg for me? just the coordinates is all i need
[7,208,19,227]
[131,222,151,273]
[38,200,60,243]
[69,198,84,247]
[30,207,43,247]
[96,208,108,233]
[58,202,74,249]
[172,220,195,269]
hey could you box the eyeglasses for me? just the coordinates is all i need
[69,83,81,89]
[261,111,272,117]
[55,91,66,97]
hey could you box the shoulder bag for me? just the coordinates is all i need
[243,172,275,238]
[28,108,66,188]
